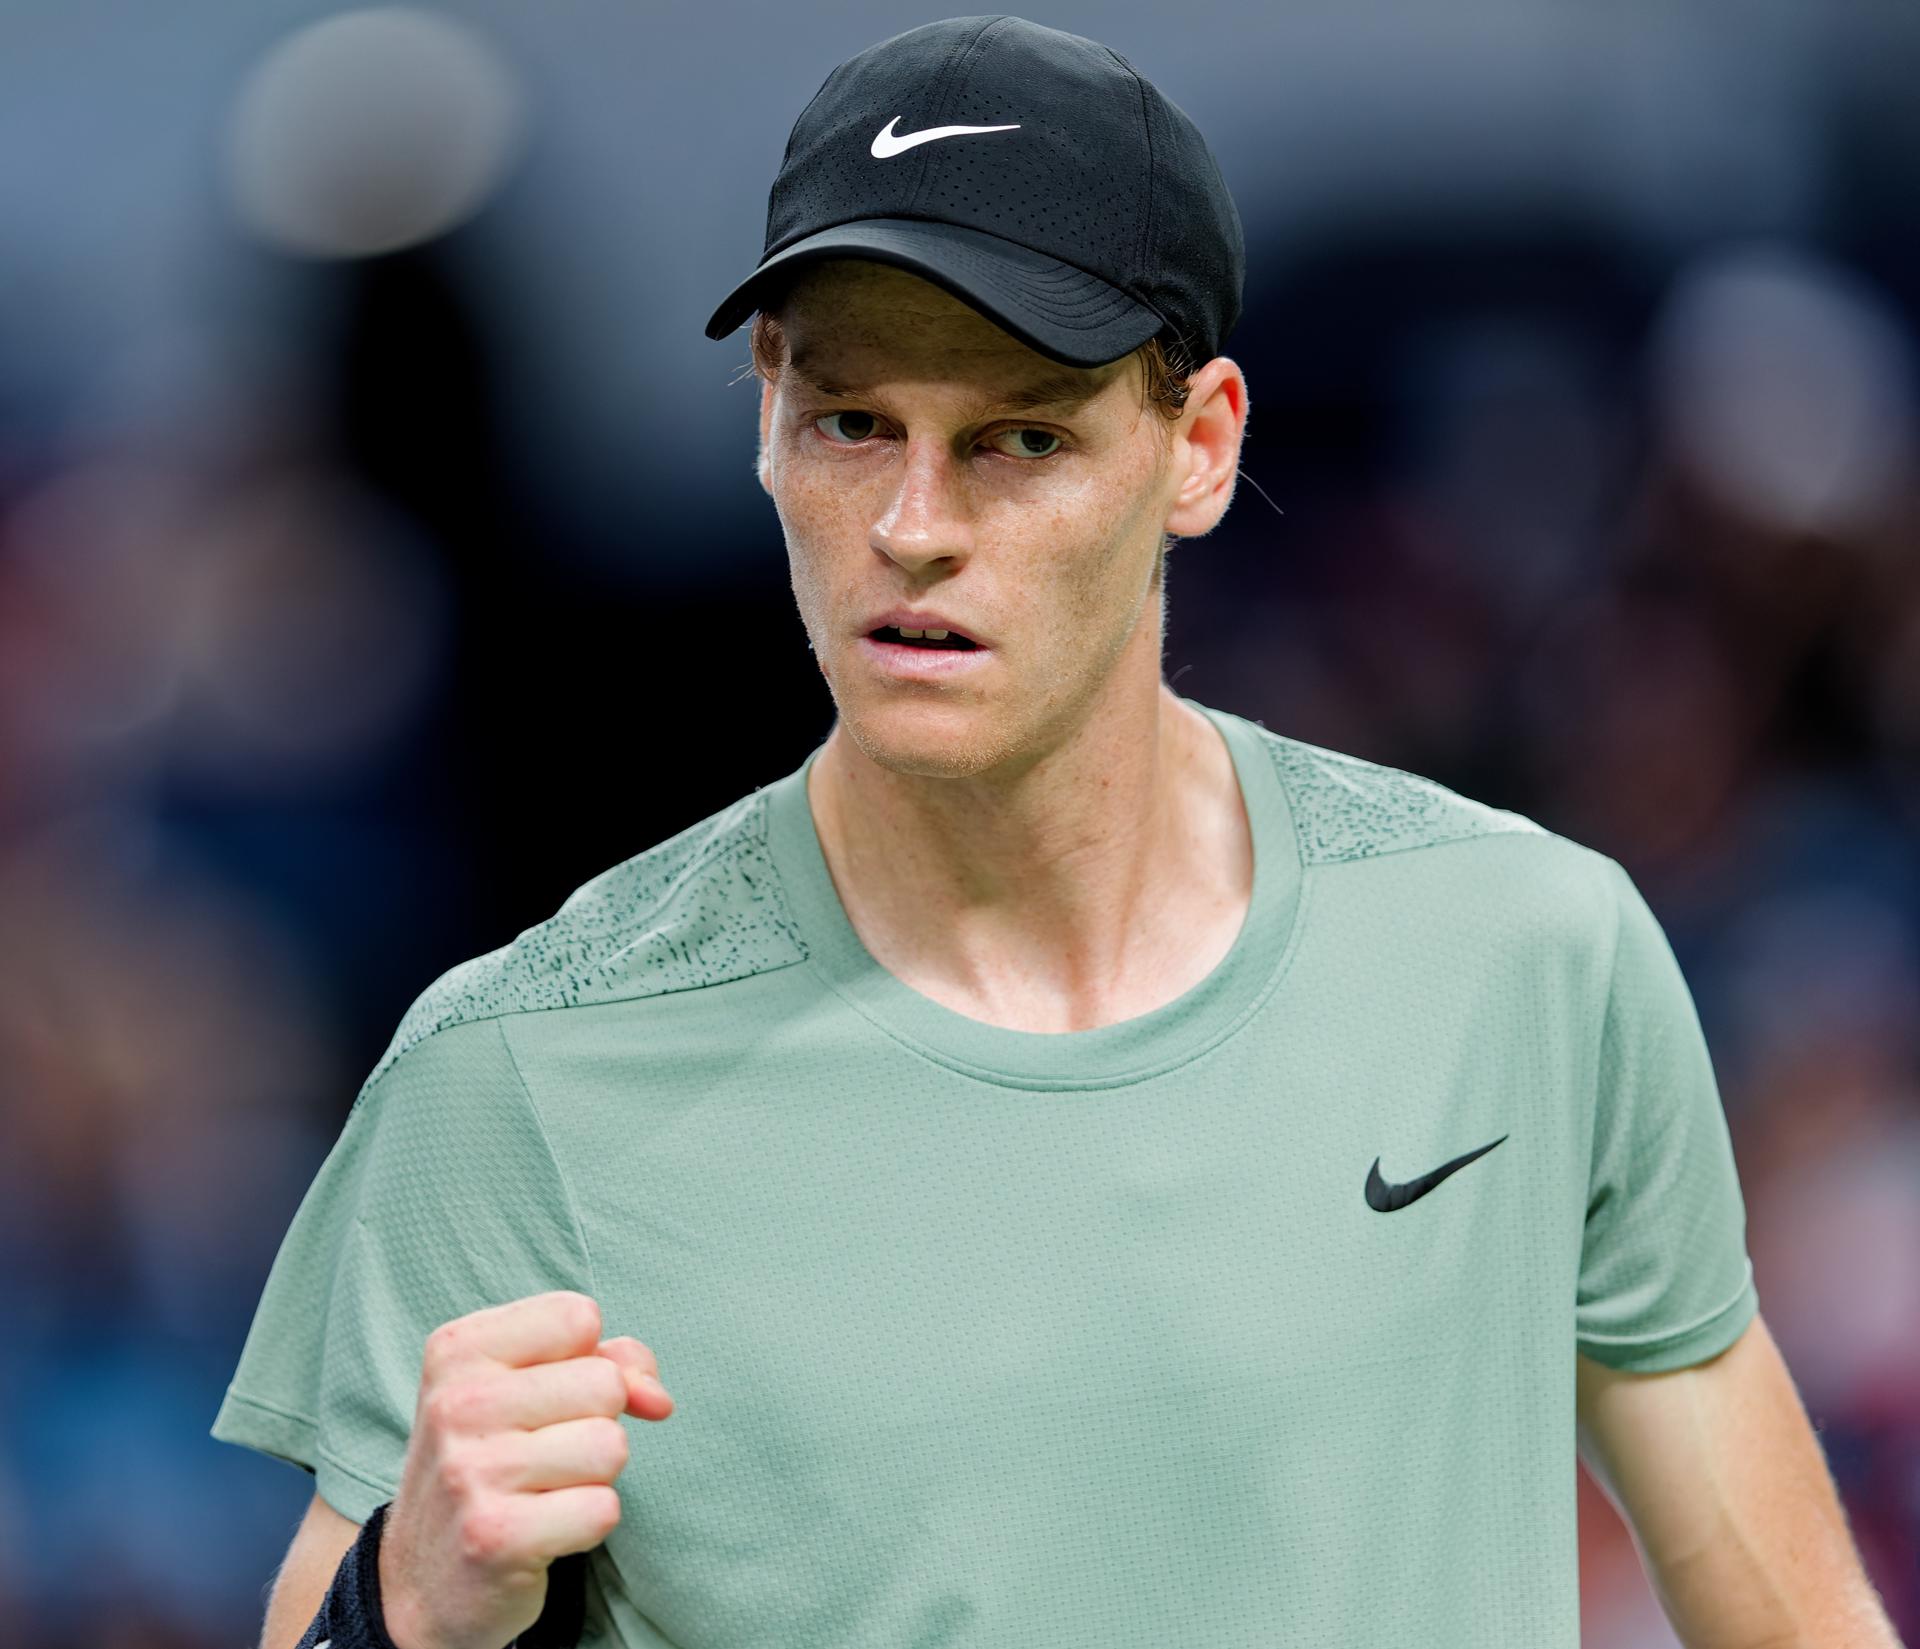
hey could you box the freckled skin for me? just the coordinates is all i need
[753,259,1252,1031]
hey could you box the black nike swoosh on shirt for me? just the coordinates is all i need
[1365,1133,1509,1212]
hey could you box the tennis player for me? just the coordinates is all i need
[214,15,1903,1649]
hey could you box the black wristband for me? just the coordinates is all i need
[294,1499,590,1649]
[294,1499,403,1649]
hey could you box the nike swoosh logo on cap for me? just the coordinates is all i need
[870,115,1021,159]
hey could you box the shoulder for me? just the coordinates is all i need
[357,784,806,1101]
[1242,717,1620,938]
[1243,721,1543,864]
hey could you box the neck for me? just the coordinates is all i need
[806,676,1251,1033]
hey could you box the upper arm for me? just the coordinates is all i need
[1576,856,1758,1373]
[1575,1312,1900,1648]
[259,1490,362,1649]
[210,1013,594,1521]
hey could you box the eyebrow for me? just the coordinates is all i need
[784,356,1107,420]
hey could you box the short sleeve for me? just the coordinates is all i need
[1574,857,1759,1373]
[210,1014,595,1522]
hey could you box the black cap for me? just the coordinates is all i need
[703,15,1244,370]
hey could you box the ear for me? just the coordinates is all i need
[757,376,776,495]
[1162,358,1248,539]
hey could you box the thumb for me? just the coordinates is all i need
[598,1336,675,1420]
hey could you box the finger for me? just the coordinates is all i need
[502,1414,631,1493]
[596,1336,659,1380]
[431,1291,602,1376]
[500,1482,624,1566]
[598,1340,675,1420]
[445,1356,630,1433]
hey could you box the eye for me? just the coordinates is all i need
[985,427,1064,460]
[815,410,882,444]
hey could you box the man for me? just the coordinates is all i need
[214,16,1903,1649]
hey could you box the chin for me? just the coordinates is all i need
[833,697,1017,781]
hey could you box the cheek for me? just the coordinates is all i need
[983,457,1163,591]
[769,460,854,624]
[769,448,855,568]
[770,441,840,529]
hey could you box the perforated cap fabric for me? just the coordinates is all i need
[703,15,1245,368]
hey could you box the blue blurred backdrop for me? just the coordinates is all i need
[0,3,1916,1645]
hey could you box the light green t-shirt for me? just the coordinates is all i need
[212,698,1758,1647]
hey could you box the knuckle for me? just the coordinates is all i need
[458,1502,511,1565]
[565,1292,602,1342]
[590,1484,623,1535]
[594,1359,629,1415]
[435,1442,485,1501]
[591,1417,630,1477]
[423,1319,463,1372]
[424,1379,478,1434]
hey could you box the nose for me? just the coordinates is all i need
[869,435,973,571]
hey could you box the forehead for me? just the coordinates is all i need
[774,260,1128,405]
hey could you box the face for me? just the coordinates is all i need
[756,259,1242,780]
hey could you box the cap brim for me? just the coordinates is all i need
[702,218,1164,370]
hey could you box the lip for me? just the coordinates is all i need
[857,634,996,678]
[862,608,989,648]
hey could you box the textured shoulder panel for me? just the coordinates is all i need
[358,787,806,1100]
[1254,725,1547,865]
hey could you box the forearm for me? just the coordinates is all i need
[1577,1322,1905,1649]
[1610,1391,1903,1648]
[1643,1518,1903,1649]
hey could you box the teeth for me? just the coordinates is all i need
[880,625,965,643]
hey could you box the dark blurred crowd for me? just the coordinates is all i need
[1,6,1916,1648]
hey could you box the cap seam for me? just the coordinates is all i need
[781,61,838,171]
[1111,48,1157,296]
[761,58,845,265]
[907,14,1008,218]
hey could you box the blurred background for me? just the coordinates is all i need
[0,1,1915,1644]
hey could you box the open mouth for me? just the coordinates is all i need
[868,626,980,651]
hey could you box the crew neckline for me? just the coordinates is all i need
[761,698,1306,1088]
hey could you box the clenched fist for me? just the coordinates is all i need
[377,1290,674,1649]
